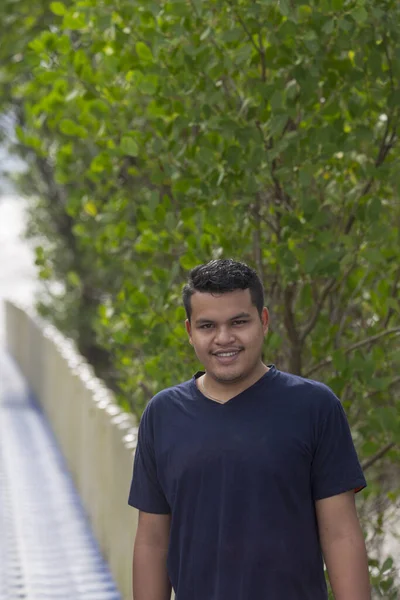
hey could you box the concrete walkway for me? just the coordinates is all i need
[0,348,121,600]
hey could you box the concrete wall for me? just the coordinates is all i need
[4,300,139,600]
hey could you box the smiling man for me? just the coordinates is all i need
[128,259,371,600]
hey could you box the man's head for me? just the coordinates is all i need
[183,259,269,386]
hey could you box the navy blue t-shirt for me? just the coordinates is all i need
[128,366,366,600]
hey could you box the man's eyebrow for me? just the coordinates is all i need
[229,312,251,320]
[195,318,215,325]
[195,312,251,325]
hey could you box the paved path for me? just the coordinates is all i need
[0,348,121,600]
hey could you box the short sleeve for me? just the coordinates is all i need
[128,403,171,514]
[311,394,367,501]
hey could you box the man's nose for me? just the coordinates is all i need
[214,326,234,344]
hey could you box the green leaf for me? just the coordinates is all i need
[138,74,159,95]
[225,145,241,167]
[59,119,87,138]
[84,201,97,216]
[351,7,368,24]
[179,253,199,270]
[269,114,287,137]
[121,136,139,157]
[63,12,86,30]
[322,19,335,35]
[382,557,394,572]
[332,350,347,372]
[50,2,66,16]
[135,41,153,63]
[67,271,81,287]
[278,0,291,17]
[39,268,52,280]
[298,5,312,21]
[132,290,149,309]
[380,577,394,592]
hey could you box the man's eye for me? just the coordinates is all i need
[200,324,213,329]
[232,320,246,326]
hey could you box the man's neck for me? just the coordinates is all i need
[200,363,269,403]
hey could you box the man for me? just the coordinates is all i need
[128,259,371,600]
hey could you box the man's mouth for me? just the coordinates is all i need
[212,349,242,358]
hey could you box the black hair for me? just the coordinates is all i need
[182,259,264,321]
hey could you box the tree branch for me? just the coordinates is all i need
[344,111,398,235]
[187,0,241,111]
[140,381,153,399]
[361,442,396,471]
[383,33,395,94]
[300,277,337,343]
[255,121,291,210]
[376,122,397,167]
[227,1,261,55]
[252,195,264,283]
[305,327,400,377]
[367,375,400,398]
[333,271,370,348]
[383,267,400,329]
[260,214,279,235]
[283,284,303,374]
[345,326,400,353]
[283,284,300,344]
[258,31,266,82]
[301,261,358,343]
[344,179,373,235]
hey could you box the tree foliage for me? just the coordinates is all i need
[1,0,400,595]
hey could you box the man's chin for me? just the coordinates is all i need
[210,369,244,384]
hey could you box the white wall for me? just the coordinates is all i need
[5,301,139,600]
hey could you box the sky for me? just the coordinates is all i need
[0,147,37,343]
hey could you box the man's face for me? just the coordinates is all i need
[185,289,269,384]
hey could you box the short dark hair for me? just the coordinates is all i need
[182,259,264,321]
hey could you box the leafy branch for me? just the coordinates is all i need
[361,442,396,471]
[305,327,400,378]
[283,283,302,374]
[367,375,400,399]
[226,0,261,55]
[383,267,400,329]
[227,0,267,82]
[344,81,398,236]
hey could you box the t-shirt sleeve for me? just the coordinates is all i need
[311,393,367,501]
[128,402,171,514]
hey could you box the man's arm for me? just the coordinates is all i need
[132,510,172,600]
[316,491,371,600]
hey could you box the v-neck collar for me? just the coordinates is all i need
[192,365,278,406]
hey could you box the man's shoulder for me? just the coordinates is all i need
[275,369,340,414]
[145,377,195,413]
[277,369,333,393]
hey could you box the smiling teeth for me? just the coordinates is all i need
[216,352,238,357]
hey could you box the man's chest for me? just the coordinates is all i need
[154,406,315,503]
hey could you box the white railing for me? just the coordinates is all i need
[4,300,138,600]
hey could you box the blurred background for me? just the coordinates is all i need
[0,120,36,342]
[1,1,399,598]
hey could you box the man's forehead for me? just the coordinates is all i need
[190,289,254,316]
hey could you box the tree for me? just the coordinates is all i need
[1,0,399,595]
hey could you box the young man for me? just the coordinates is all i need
[128,259,371,600]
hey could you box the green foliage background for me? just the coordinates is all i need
[1,0,400,596]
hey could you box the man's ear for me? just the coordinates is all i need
[261,307,269,335]
[185,319,193,344]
